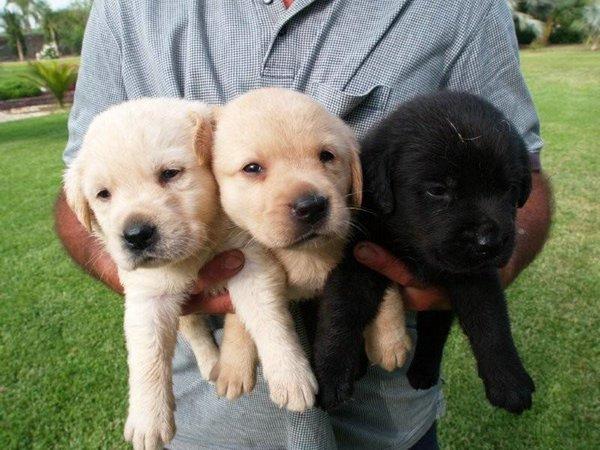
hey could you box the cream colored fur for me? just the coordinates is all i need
[364,286,412,371]
[211,88,364,408]
[64,98,224,450]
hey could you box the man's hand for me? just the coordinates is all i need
[181,251,243,315]
[353,172,552,311]
[354,242,450,311]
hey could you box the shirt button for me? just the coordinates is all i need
[263,0,273,4]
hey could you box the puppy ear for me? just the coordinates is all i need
[63,162,92,232]
[366,148,395,215]
[349,147,363,208]
[190,106,218,166]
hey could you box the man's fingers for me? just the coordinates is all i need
[354,242,414,285]
[182,292,234,315]
[192,250,245,294]
[401,286,451,311]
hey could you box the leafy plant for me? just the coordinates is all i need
[21,61,77,107]
[49,3,90,55]
[0,79,41,100]
[36,43,60,60]
[510,0,593,45]
[509,0,544,44]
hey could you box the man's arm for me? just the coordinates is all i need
[55,190,123,293]
[55,190,243,313]
[354,172,553,310]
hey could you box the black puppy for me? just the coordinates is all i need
[314,91,535,414]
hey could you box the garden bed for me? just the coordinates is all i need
[0,91,73,111]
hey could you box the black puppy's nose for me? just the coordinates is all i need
[475,223,500,253]
[123,223,157,250]
[291,194,329,226]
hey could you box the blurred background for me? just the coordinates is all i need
[0,1,598,448]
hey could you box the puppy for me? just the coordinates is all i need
[314,91,535,414]
[209,88,372,406]
[64,98,223,449]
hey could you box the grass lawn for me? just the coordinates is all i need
[0,46,598,449]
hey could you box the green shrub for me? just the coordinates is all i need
[550,25,586,43]
[22,61,78,107]
[0,79,42,101]
[514,19,541,45]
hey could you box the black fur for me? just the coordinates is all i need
[314,91,535,413]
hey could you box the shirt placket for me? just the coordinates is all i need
[258,0,317,86]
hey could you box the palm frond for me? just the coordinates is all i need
[21,61,78,108]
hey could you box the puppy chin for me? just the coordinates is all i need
[428,246,513,274]
[273,225,347,250]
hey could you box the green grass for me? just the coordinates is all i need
[0,46,598,449]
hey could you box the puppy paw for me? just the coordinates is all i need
[482,365,535,414]
[124,409,175,450]
[317,378,353,411]
[265,363,318,412]
[315,356,362,410]
[366,331,412,372]
[210,359,256,400]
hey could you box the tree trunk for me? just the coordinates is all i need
[16,39,25,61]
[540,16,554,46]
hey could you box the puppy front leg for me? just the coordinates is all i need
[228,250,317,412]
[123,294,181,450]
[448,271,535,414]
[314,255,389,410]
[406,310,454,390]
[210,313,258,399]
[364,285,411,372]
[179,313,219,380]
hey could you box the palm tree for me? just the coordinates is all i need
[6,0,50,30]
[1,9,27,61]
[22,62,78,107]
[37,3,59,47]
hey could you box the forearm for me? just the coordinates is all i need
[500,171,553,287]
[54,189,123,294]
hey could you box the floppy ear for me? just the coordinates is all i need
[63,162,92,232]
[349,147,363,208]
[518,168,532,208]
[365,147,395,215]
[190,106,218,166]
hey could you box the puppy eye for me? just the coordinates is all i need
[426,184,449,200]
[319,150,335,163]
[159,168,182,183]
[242,163,264,174]
[97,189,111,200]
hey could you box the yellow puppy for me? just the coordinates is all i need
[211,88,365,406]
[64,98,223,450]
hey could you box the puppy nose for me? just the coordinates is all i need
[123,222,157,250]
[291,194,329,226]
[475,223,500,253]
